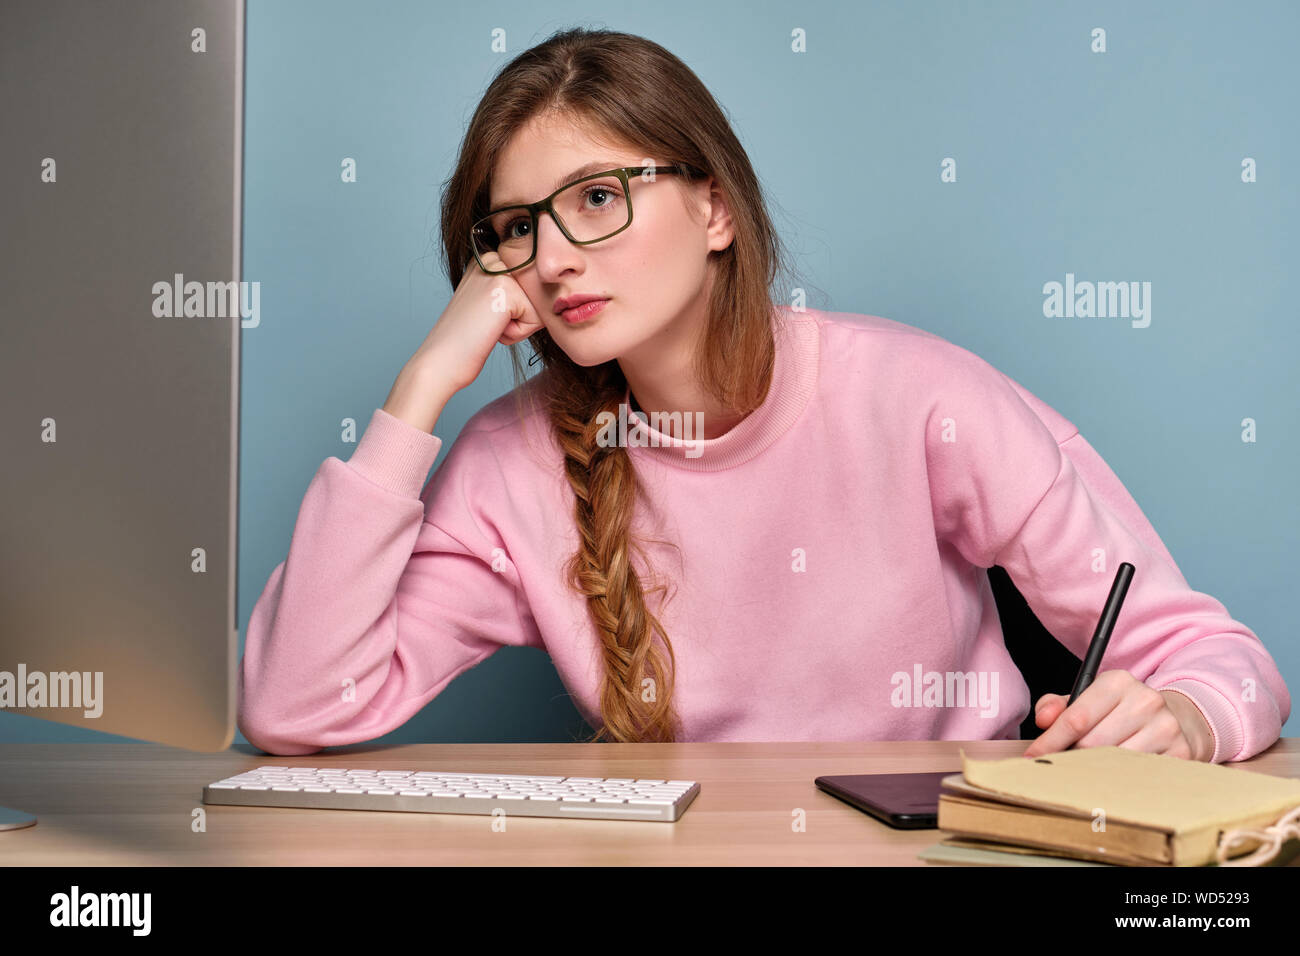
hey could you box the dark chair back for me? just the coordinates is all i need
[987,566,1082,739]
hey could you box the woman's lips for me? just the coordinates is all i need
[561,298,608,323]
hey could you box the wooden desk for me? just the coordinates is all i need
[2,738,1297,865]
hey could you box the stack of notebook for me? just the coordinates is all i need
[922,746,1300,867]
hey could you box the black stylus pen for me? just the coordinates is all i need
[1067,561,1135,705]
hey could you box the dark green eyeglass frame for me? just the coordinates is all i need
[471,165,692,275]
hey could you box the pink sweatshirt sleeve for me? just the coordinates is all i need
[924,346,1291,763]
[237,407,542,755]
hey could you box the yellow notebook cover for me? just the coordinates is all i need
[940,746,1300,866]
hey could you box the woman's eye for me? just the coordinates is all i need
[584,185,621,208]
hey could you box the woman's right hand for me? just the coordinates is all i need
[382,252,546,432]
[410,251,547,393]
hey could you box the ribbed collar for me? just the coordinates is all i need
[618,305,820,472]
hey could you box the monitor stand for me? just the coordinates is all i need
[0,806,37,830]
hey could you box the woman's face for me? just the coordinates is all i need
[486,112,733,368]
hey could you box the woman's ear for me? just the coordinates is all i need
[700,179,734,253]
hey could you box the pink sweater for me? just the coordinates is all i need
[237,306,1290,761]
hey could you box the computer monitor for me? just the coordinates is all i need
[0,0,246,828]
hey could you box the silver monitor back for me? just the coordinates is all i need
[0,0,244,751]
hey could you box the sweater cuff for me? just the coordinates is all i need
[346,407,443,499]
[1154,678,1244,764]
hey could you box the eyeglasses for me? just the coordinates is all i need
[470,165,689,275]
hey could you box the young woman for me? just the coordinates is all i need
[238,27,1288,762]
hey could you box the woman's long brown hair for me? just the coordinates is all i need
[439,27,802,742]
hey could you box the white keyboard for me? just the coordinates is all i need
[202,766,701,822]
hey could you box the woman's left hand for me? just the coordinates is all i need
[1023,669,1214,762]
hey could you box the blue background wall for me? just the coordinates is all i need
[5,0,1295,744]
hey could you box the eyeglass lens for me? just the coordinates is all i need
[472,175,632,272]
